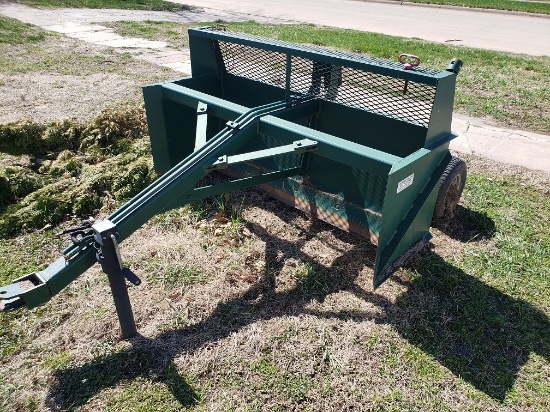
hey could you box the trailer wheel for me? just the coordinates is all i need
[433,157,467,222]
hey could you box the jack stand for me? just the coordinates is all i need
[92,220,141,339]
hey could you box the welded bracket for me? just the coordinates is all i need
[0,271,50,311]
[194,101,208,151]
[206,138,318,171]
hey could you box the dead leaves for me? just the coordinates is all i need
[194,213,268,248]
[225,251,265,285]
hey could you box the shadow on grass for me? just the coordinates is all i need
[47,351,199,409]
[395,252,548,400]
[46,206,547,409]
[343,249,550,400]
[433,205,496,242]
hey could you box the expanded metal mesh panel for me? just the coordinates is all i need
[288,57,435,126]
[212,28,440,77]
[218,41,287,89]
[217,40,437,127]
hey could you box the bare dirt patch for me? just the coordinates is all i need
[0,34,178,124]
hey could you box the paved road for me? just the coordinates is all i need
[174,0,550,56]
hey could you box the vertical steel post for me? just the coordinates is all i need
[285,54,292,102]
[93,220,138,339]
[106,268,137,339]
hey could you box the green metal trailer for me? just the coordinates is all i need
[0,27,465,338]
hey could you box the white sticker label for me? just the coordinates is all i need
[397,173,414,193]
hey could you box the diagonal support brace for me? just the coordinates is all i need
[206,138,318,171]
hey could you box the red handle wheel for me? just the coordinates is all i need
[399,54,421,70]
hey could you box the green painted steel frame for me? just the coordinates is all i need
[142,77,453,288]
[0,27,460,316]
[145,28,460,288]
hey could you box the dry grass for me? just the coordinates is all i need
[0,18,178,124]
[2,155,549,411]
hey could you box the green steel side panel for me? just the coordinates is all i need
[372,167,442,288]
[173,74,224,97]
[316,100,428,158]
[425,74,456,147]
[258,116,400,175]
[223,75,286,107]
[143,83,171,172]
[379,145,448,245]
[373,145,451,285]
[189,32,221,77]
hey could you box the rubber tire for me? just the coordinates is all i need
[433,157,467,222]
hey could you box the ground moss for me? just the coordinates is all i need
[0,121,44,155]
[0,106,156,236]
[0,165,45,205]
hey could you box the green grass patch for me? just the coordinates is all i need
[42,350,74,370]
[15,0,189,11]
[296,262,330,301]
[0,16,176,86]
[394,0,550,15]
[461,174,549,302]
[107,20,550,133]
[105,20,192,48]
[144,258,204,290]
[104,373,201,412]
[403,169,549,403]
[249,354,314,403]
[0,15,47,44]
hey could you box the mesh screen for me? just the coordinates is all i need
[219,41,288,89]
[217,41,437,127]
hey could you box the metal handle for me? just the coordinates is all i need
[399,54,421,70]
